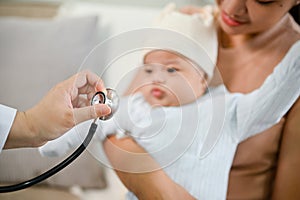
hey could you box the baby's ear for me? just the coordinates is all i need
[200,73,209,88]
[198,69,207,82]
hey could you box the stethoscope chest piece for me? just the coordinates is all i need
[91,88,119,120]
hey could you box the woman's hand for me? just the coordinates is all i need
[103,135,196,200]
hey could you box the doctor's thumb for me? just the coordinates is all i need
[73,104,111,124]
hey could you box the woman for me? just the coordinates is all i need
[103,0,300,199]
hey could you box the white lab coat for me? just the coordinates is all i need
[0,104,17,153]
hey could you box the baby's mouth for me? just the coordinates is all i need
[151,88,165,99]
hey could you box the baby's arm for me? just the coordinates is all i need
[39,93,151,157]
[236,47,300,141]
[39,120,92,157]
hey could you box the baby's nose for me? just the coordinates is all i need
[152,71,166,83]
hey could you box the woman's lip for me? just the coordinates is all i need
[221,11,245,27]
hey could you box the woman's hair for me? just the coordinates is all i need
[290,4,300,24]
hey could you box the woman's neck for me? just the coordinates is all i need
[218,14,299,50]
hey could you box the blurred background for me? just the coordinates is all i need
[0,1,214,200]
[0,0,214,9]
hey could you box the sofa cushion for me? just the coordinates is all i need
[0,15,106,189]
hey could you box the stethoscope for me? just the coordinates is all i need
[0,89,119,193]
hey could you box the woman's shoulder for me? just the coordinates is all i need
[288,40,300,53]
[280,40,300,64]
[283,16,300,58]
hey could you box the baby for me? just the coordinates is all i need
[39,6,300,200]
[117,47,299,200]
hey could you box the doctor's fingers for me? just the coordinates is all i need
[72,93,105,108]
[71,95,90,108]
[76,71,106,94]
[66,71,106,98]
[73,104,111,124]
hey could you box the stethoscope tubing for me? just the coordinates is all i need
[0,89,116,193]
[0,122,98,193]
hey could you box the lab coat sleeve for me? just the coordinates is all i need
[0,104,17,153]
[236,44,300,142]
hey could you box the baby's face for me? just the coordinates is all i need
[132,50,207,107]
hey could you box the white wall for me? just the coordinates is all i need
[5,0,215,7]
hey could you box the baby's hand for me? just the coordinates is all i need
[112,93,152,137]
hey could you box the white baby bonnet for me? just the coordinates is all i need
[153,3,218,81]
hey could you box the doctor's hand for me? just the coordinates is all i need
[5,70,111,149]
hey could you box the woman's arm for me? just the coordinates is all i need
[103,136,196,200]
[271,98,300,200]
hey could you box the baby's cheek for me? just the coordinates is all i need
[175,84,200,104]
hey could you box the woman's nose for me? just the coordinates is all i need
[222,0,247,17]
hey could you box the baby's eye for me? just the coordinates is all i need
[166,67,178,73]
[144,65,153,74]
